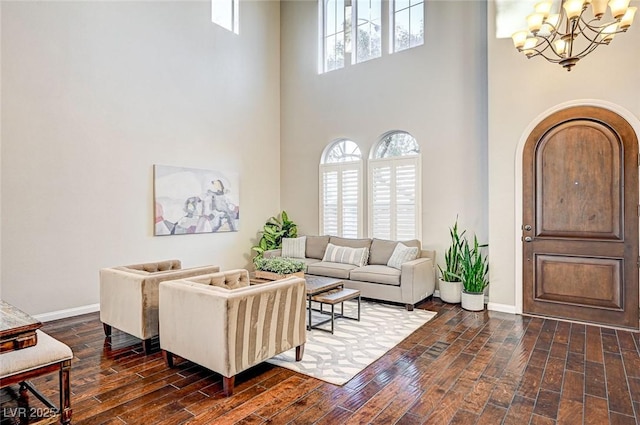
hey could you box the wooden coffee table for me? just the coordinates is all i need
[304,275,360,333]
[0,300,42,353]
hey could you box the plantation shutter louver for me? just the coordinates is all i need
[369,156,420,240]
[320,162,363,237]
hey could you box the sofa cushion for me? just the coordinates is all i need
[369,239,421,265]
[307,262,357,280]
[368,238,397,265]
[387,243,420,270]
[306,235,330,260]
[282,236,306,259]
[349,265,402,286]
[322,243,369,267]
[329,236,372,250]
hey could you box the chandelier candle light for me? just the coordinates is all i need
[511,0,637,71]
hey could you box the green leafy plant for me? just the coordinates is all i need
[254,257,305,275]
[456,234,489,294]
[438,217,466,282]
[251,211,298,261]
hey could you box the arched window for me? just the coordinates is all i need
[368,131,421,240]
[320,139,363,237]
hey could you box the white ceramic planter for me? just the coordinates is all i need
[438,278,462,304]
[461,290,485,311]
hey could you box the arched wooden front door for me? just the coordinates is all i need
[522,106,639,330]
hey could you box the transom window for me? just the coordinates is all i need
[320,140,363,237]
[211,0,239,34]
[391,0,424,53]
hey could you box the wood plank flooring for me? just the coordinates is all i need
[3,298,640,424]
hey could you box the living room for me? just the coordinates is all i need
[2,0,640,423]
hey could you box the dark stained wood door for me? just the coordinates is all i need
[523,106,639,330]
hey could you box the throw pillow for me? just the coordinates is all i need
[387,243,419,270]
[322,243,369,267]
[282,236,307,259]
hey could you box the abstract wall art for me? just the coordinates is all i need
[154,165,240,236]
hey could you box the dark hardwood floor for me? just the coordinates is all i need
[4,298,640,424]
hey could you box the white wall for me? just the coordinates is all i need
[280,1,489,259]
[1,1,282,316]
[487,1,640,310]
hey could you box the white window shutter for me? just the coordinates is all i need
[319,162,363,237]
[368,156,421,240]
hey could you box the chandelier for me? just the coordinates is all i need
[511,0,637,71]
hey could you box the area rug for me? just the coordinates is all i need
[267,300,437,385]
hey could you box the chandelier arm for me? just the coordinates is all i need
[533,35,562,60]
[527,47,563,63]
[573,38,607,59]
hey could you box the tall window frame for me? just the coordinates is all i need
[368,131,421,240]
[390,0,424,53]
[319,139,364,238]
[321,0,347,72]
[211,0,239,34]
[354,0,382,63]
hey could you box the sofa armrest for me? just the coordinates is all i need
[400,257,436,304]
[263,249,282,259]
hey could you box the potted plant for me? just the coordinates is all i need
[438,218,465,303]
[457,234,489,311]
[254,257,305,280]
[251,211,298,261]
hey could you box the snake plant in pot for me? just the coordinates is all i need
[438,218,465,303]
[457,234,489,311]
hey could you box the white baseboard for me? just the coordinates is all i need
[487,302,517,315]
[33,303,100,322]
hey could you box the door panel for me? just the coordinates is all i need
[537,122,621,239]
[535,254,622,309]
[523,106,639,330]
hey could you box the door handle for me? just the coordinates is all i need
[524,225,532,231]
[524,236,532,242]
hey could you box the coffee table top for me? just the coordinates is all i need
[0,300,42,353]
[304,275,343,295]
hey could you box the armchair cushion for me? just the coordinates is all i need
[190,269,250,290]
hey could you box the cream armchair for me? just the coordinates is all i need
[99,259,220,353]
[159,269,306,396]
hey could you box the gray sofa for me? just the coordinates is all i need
[264,236,436,310]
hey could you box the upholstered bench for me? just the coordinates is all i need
[0,330,73,424]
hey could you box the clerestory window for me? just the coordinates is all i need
[391,0,424,53]
[354,0,382,63]
[211,0,239,34]
[322,0,347,72]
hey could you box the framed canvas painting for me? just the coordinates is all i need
[154,165,240,236]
